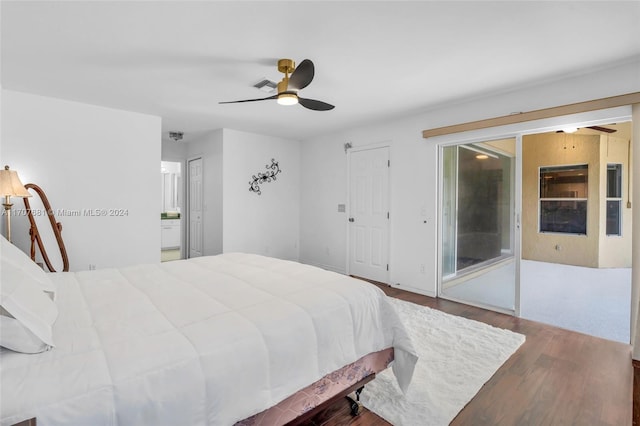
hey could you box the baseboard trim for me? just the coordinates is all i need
[302,261,347,275]
[392,284,436,298]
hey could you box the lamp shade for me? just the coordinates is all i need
[0,165,31,198]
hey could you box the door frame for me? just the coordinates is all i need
[432,105,632,317]
[186,155,204,259]
[346,142,391,283]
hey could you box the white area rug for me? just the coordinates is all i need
[362,298,525,426]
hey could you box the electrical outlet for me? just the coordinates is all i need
[420,264,425,274]
[89,264,96,271]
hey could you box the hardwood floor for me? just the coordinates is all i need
[311,283,632,426]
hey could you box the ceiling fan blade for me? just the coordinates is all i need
[586,125,617,133]
[298,97,334,111]
[288,59,315,91]
[219,94,277,104]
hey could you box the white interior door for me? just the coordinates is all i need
[188,157,203,258]
[348,147,390,283]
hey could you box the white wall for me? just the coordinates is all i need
[300,116,436,294]
[161,138,187,162]
[300,59,640,297]
[1,90,161,271]
[187,129,223,256]
[222,128,300,261]
[160,128,300,260]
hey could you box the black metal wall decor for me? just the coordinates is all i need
[249,159,281,195]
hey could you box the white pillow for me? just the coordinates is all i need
[0,315,51,353]
[1,236,58,353]
[1,234,56,295]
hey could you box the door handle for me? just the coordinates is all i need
[348,217,355,222]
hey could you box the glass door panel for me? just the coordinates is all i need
[440,138,517,312]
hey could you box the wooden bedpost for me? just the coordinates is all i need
[634,360,640,425]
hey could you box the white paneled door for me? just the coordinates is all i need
[188,157,203,258]
[349,147,390,283]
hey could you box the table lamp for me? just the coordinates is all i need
[0,165,31,242]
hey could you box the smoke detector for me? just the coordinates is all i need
[169,131,184,142]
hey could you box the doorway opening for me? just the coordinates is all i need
[161,161,183,262]
[436,117,633,343]
[519,122,632,343]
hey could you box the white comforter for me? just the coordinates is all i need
[1,253,417,426]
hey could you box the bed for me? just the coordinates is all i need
[0,236,417,425]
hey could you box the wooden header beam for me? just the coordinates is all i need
[422,92,640,139]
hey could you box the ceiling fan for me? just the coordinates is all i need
[584,125,617,133]
[557,125,617,133]
[219,59,334,111]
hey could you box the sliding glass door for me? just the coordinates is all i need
[439,138,518,312]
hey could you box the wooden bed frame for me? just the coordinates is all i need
[286,375,374,425]
[237,347,394,425]
[9,377,373,426]
[22,183,69,272]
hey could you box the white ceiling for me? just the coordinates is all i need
[2,1,640,142]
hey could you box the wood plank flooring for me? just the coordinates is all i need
[310,282,632,426]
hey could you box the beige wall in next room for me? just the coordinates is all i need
[522,128,632,268]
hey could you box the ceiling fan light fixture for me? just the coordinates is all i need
[220,59,333,111]
[277,92,298,106]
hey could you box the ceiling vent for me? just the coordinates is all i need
[253,78,277,93]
